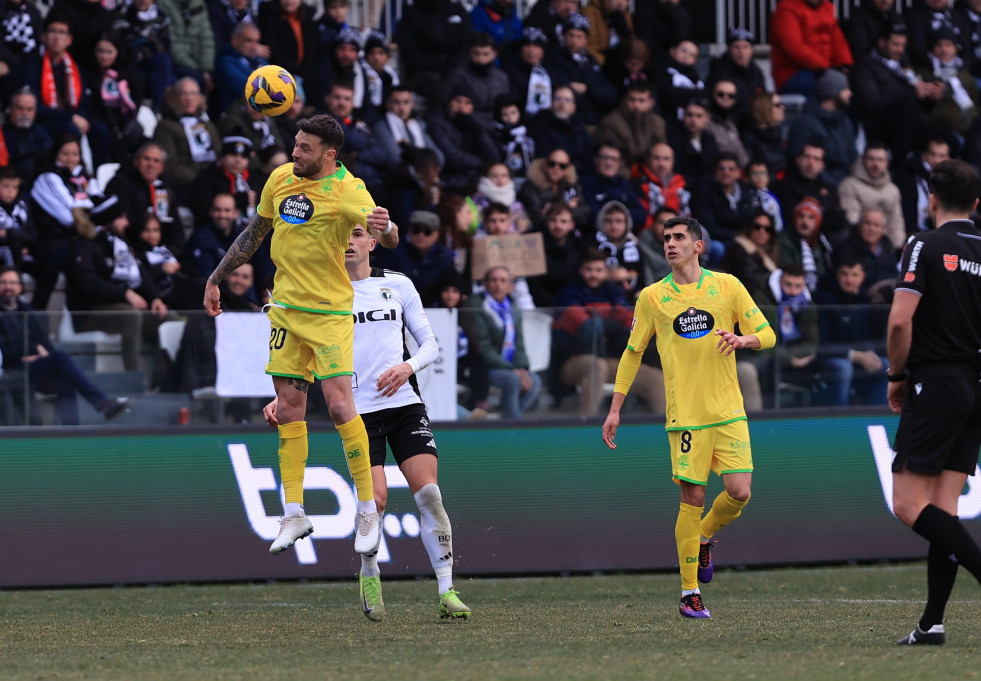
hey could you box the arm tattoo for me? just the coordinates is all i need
[207,213,274,285]
[288,378,310,393]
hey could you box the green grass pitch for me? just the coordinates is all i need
[1,565,978,681]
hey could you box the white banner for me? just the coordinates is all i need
[407,307,458,422]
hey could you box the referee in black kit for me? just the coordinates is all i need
[888,160,981,646]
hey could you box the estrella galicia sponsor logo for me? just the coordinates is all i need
[279,193,314,224]
[673,307,714,339]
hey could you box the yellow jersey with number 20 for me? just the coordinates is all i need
[625,269,772,431]
[257,162,375,314]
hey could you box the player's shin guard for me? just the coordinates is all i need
[336,416,374,502]
[676,503,703,590]
[278,421,308,506]
[700,490,750,540]
[415,483,454,593]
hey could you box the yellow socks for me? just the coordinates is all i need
[278,421,308,505]
[700,491,750,540]
[676,503,703,590]
[336,415,373,502]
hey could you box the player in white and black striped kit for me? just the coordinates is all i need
[888,160,981,646]
[263,224,470,622]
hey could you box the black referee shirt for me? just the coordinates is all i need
[896,219,981,368]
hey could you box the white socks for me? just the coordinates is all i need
[415,483,454,594]
[357,499,378,515]
[284,502,304,517]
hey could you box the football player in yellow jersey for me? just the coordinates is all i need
[203,114,399,558]
[602,216,775,619]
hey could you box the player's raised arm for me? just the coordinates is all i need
[203,213,275,315]
[366,206,399,249]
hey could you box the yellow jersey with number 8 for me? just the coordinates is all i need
[257,162,375,314]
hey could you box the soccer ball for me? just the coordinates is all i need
[245,65,296,117]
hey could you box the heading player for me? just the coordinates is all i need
[264,225,470,621]
[204,114,398,557]
[602,216,775,618]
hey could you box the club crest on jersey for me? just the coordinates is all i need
[944,254,959,272]
[279,193,315,224]
[379,287,393,301]
[673,307,714,339]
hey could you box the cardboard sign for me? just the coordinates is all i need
[471,232,547,280]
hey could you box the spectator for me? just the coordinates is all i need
[720,208,778,302]
[741,92,786,178]
[692,152,753,262]
[895,135,951,236]
[57,0,115,75]
[473,203,536,309]
[842,207,901,295]
[152,77,221,190]
[468,265,542,419]
[470,0,523,49]
[359,31,400,126]
[105,141,184,254]
[529,85,594,172]
[524,0,578,52]
[218,99,286,169]
[545,13,618,125]
[527,201,584,307]
[519,147,591,230]
[370,86,443,175]
[786,68,857,184]
[189,135,255,224]
[157,0,215,92]
[551,248,663,415]
[2,89,52,190]
[504,27,556,118]
[0,266,130,424]
[113,0,176,110]
[579,143,646,229]
[491,94,535,180]
[778,197,833,292]
[394,0,473,106]
[0,0,42,105]
[768,0,853,96]
[772,142,847,242]
[668,98,719,185]
[472,162,531,233]
[214,22,268,113]
[850,21,945,170]
[320,81,386,193]
[257,0,317,98]
[631,141,692,228]
[29,134,101,311]
[654,39,704,122]
[906,0,972,69]
[376,210,456,307]
[182,192,240,279]
[707,27,766,123]
[594,81,667,169]
[837,141,906,248]
[918,27,981,139]
[744,159,784,233]
[844,0,900,60]
[316,0,348,50]
[582,0,633,69]
[426,82,498,196]
[437,267,489,417]
[704,78,749,168]
[313,28,365,115]
[207,0,257,49]
[86,34,145,164]
[761,264,823,405]
[635,205,674,284]
[814,255,889,405]
[617,37,654,97]
[445,32,511,128]
[387,147,442,228]
[594,199,644,293]
[633,0,691,65]
[958,0,981,83]
[64,195,168,371]
[436,193,477,290]
[0,166,35,270]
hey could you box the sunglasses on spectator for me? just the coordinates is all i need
[715,91,737,99]
[547,160,570,169]
[752,221,774,232]
[411,225,436,235]
[773,100,785,108]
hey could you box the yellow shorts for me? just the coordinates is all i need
[667,419,753,485]
[265,305,354,382]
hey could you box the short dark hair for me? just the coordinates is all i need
[0,166,22,182]
[782,263,805,278]
[581,247,607,265]
[471,31,495,49]
[484,202,510,219]
[929,160,981,212]
[863,140,891,157]
[652,206,679,221]
[297,114,345,151]
[545,201,574,221]
[834,252,864,270]
[625,80,653,97]
[663,215,703,241]
[879,21,907,41]
[716,151,740,167]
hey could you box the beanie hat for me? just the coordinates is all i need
[726,27,755,45]
[814,69,849,102]
[90,194,127,226]
[220,136,253,157]
[364,29,388,53]
[794,197,823,226]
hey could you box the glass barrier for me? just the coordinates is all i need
[0,304,893,427]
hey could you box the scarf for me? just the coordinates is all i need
[476,175,516,206]
[385,111,426,148]
[0,200,27,231]
[930,55,974,111]
[484,294,516,363]
[221,0,254,28]
[526,64,552,115]
[181,115,216,163]
[40,48,82,109]
[252,118,277,150]
[109,232,143,289]
[148,180,173,222]
[361,59,384,108]
[136,4,160,22]
[799,233,832,291]
[224,168,250,196]
[872,50,919,86]
[100,69,138,116]
[350,59,366,110]
[778,290,808,343]
[751,188,783,232]
[499,124,533,177]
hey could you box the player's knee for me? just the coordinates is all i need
[892,494,922,527]
[728,486,751,503]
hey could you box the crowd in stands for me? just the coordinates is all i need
[0,0,970,420]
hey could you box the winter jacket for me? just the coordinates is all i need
[630,162,692,228]
[467,291,532,370]
[257,0,318,86]
[544,48,619,124]
[741,124,786,177]
[519,157,592,230]
[654,55,704,119]
[843,1,899,61]
[426,109,498,193]
[470,0,523,47]
[64,230,159,313]
[706,52,767,122]
[593,102,667,168]
[785,101,857,184]
[579,171,647,230]
[772,165,847,242]
[214,43,268,112]
[906,4,972,69]
[529,110,594,173]
[105,167,183,254]
[394,0,472,78]
[157,0,215,72]
[444,63,512,127]
[719,232,777,302]
[841,235,899,287]
[152,87,221,187]
[769,0,853,91]
[582,0,634,66]
[704,113,749,168]
[183,219,241,278]
[691,181,754,246]
[837,159,905,248]
[917,62,980,133]
[526,227,585,308]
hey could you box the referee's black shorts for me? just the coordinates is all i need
[361,403,438,468]
[892,363,981,476]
